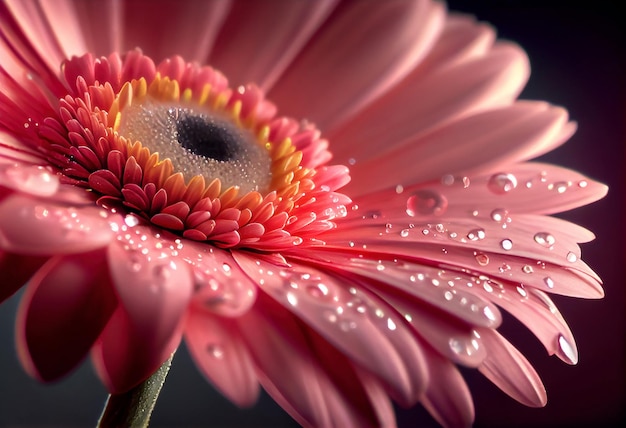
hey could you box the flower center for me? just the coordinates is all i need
[117,101,272,194]
[35,51,351,251]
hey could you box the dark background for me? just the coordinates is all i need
[1,1,623,427]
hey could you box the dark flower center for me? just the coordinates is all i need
[176,114,241,162]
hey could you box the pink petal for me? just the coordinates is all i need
[378,290,489,368]
[185,309,259,407]
[0,194,113,255]
[289,250,502,330]
[269,0,445,131]
[234,251,429,405]
[0,162,59,197]
[237,295,395,427]
[347,103,572,195]
[180,242,257,317]
[119,0,231,63]
[91,305,182,393]
[209,0,339,90]
[2,0,68,72]
[330,42,530,162]
[15,249,116,382]
[38,0,88,57]
[69,0,122,55]
[0,250,47,304]
[478,328,547,407]
[106,222,194,352]
[413,13,496,76]
[421,347,475,428]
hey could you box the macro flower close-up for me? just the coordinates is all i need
[0,0,621,427]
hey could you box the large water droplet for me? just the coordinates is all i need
[500,239,513,250]
[406,189,448,217]
[566,252,577,263]
[558,335,578,364]
[534,232,556,248]
[487,173,518,194]
[543,276,555,288]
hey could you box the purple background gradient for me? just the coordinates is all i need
[0,1,623,427]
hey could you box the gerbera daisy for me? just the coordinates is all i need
[0,0,608,427]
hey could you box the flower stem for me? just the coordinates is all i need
[97,353,175,428]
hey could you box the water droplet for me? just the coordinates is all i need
[124,215,139,227]
[500,239,513,250]
[386,318,397,330]
[543,277,555,288]
[306,282,329,298]
[441,174,455,186]
[533,232,556,248]
[566,252,577,263]
[475,253,490,266]
[395,184,404,194]
[578,180,588,188]
[466,228,486,241]
[483,306,496,321]
[490,208,510,225]
[516,285,528,297]
[207,344,224,359]
[522,265,534,274]
[550,181,570,194]
[444,291,454,301]
[348,157,356,165]
[339,319,357,332]
[462,177,470,188]
[488,173,518,194]
[400,229,410,238]
[406,189,448,217]
[558,335,578,364]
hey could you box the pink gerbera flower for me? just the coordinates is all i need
[0,0,607,427]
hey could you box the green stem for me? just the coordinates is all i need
[97,353,174,428]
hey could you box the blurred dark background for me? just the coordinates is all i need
[1,1,623,427]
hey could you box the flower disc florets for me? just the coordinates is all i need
[37,50,351,250]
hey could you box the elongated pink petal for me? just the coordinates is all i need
[413,14,496,76]
[120,0,231,63]
[348,103,571,195]
[234,251,429,405]
[330,42,530,162]
[478,328,547,407]
[0,194,113,255]
[91,305,182,393]
[209,0,338,90]
[106,222,193,353]
[185,309,259,407]
[16,249,116,381]
[422,347,475,428]
[0,162,59,197]
[237,295,396,427]
[179,241,257,317]
[269,0,445,131]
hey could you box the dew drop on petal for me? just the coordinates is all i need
[550,181,570,194]
[500,239,513,251]
[578,180,588,188]
[522,265,534,274]
[558,335,578,364]
[543,276,555,288]
[534,232,556,248]
[487,173,518,194]
[566,252,577,263]
[400,229,410,238]
[206,344,224,359]
[490,208,510,226]
[467,228,486,241]
[475,253,490,266]
[406,189,448,217]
